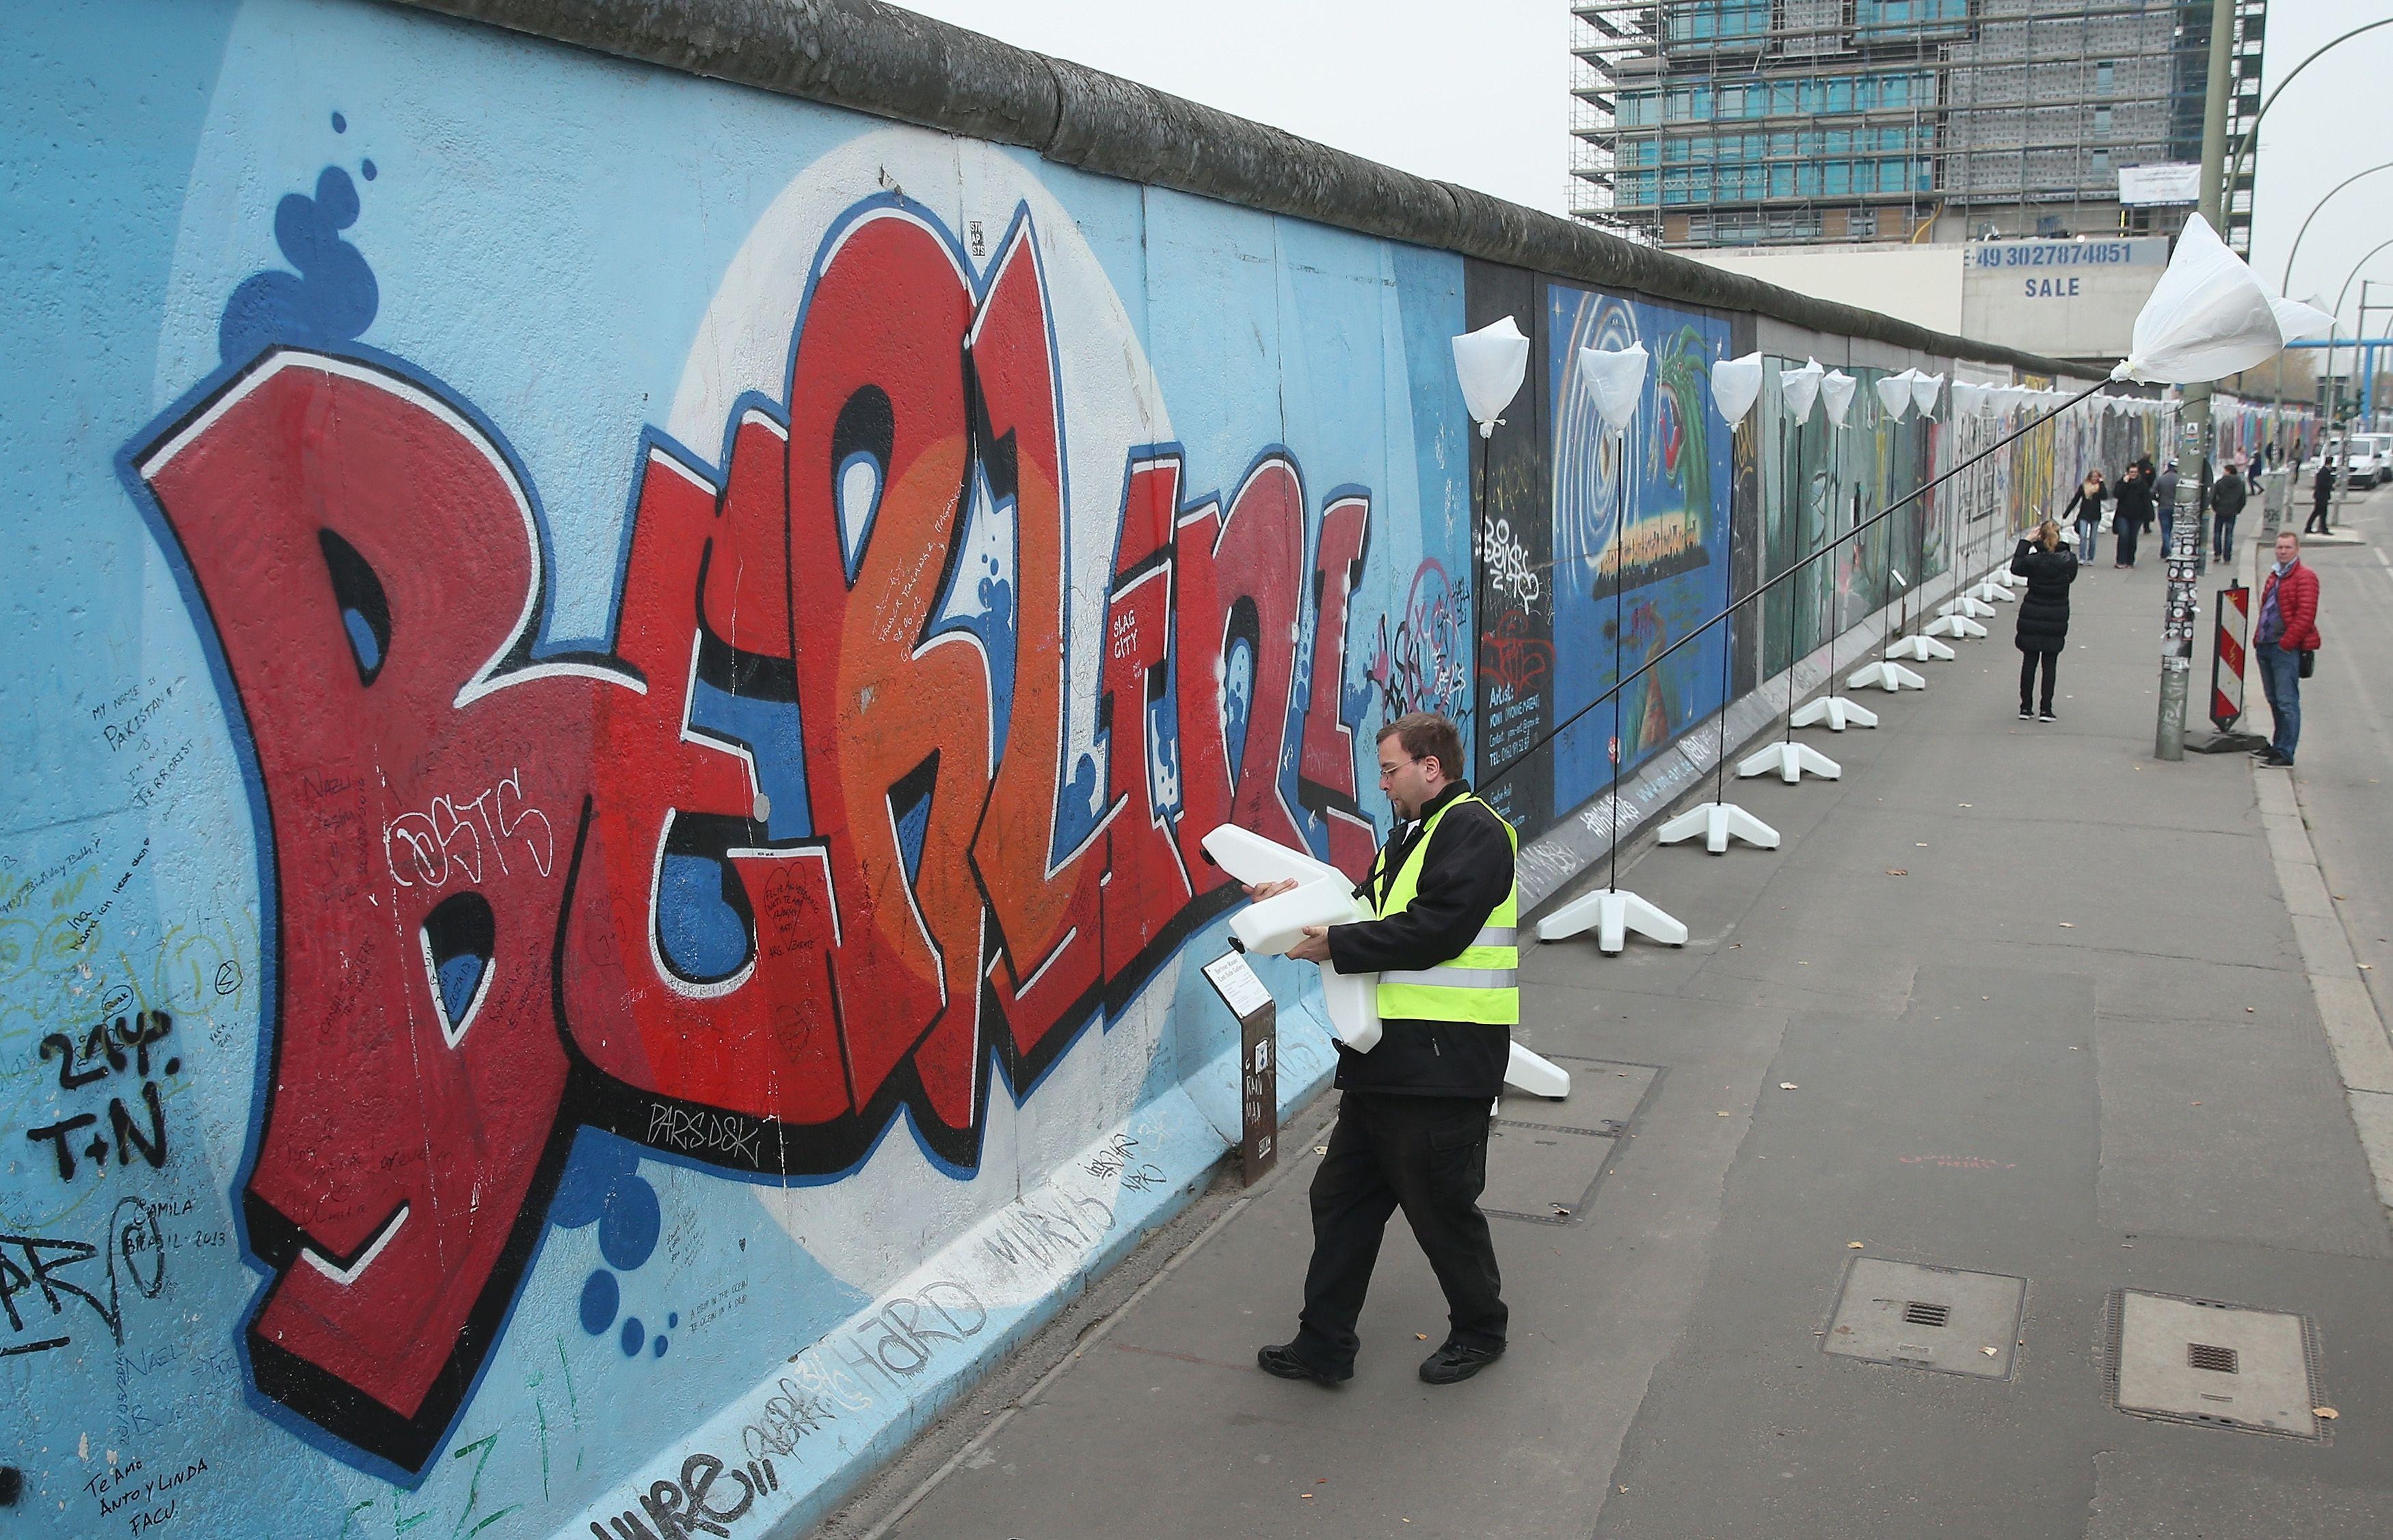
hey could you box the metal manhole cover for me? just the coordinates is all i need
[1478,1124,1609,1224]
[1823,1258,2026,1379]
[1497,1057,1660,1136]
[2107,1290,2324,1439]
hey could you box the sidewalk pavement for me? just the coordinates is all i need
[821,522,2393,1540]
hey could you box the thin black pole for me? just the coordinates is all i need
[1782,410,1802,744]
[1481,375,2106,796]
[1607,443,1627,893]
[1715,414,1741,807]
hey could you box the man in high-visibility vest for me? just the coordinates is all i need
[1251,711,1516,1388]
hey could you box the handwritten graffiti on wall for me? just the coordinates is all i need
[127,199,1381,1476]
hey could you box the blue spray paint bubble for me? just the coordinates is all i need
[619,1317,645,1357]
[331,111,346,133]
[652,1335,669,1359]
[360,158,377,182]
[578,1270,619,1336]
[667,1312,679,1329]
[217,165,378,365]
[552,1136,639,1230]
[599,1172,661,1271]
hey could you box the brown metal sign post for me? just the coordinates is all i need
[1202,949,1279,1184]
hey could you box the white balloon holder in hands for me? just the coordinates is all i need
[1202,824,1571,1099]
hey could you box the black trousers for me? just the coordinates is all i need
[2019,649,2058,712]
[1294,1092,1506,1370]
[2305,500,2332,534]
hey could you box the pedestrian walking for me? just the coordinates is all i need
[2209,459,2248,563]
[2251,530,2321,767]
[2063,469,2107,563]
[2305,455,2335,535]
[1253,712,1516,1388]
[2112,462,2152,568]
[2011,519,2077,722]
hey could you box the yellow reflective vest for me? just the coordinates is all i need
[1367,793,1519,1025]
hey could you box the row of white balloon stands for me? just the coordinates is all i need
[1203,215,2328,1111]
[1491,215,2329,960]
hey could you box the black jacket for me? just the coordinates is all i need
[2011,537,2077,653]
[1327,781,1514,1099]
[2113,478,2154,530]
[2210,472,2247,518]
[2063,485,2107,523]
[2315,464,2336,503]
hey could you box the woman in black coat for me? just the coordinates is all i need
[2111,464,2152,568]
[2012,519,2078,720]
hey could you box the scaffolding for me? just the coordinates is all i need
[1570,0,2265,252]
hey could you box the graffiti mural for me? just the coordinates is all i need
[127,195,1405,1473]
[1545,286,1735,816]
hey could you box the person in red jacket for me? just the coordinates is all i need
[2252,530,2322,767]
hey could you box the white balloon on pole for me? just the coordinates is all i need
[1780,357,1826,422]
[1452,316,1531,437]
[1820,369,1858,428]
[1711,351,1765,424]
[2113,212,2286,385]
[1577,342,1650,436]
[1874,371,1915,420]
[1912,372,1944,416]
[1950,381,1990,416]
[2269,294,2335,343]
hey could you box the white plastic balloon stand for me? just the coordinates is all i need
[1847,660,1927,692]
[1996,569,2028,589]
[1972,581,2016,604]
[1739,740,1841,782]
[1882,634,1956,662]
[1506,1042,1571,1098]
[1659,800,1780,854]
[1924,613,1988,639]
[1940,595,1996,619]
[1789,696,1877,731]
[1536,888,1689,954]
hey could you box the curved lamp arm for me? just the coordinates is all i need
[2228,18,2393,234]
[2282,160,2393,295]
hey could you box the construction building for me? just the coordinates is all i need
[1570,0,2266,253]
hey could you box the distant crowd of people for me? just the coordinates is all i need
[2057,442,2336,573]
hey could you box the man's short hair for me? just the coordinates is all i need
[2277,529,2301,546]
[1377,713,1465,781]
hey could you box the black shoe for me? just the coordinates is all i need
[2018,707,2033,720]
[2037,710,2057,722]
[1257,1343,1348,1386]
[2255,749,2292,767]
[1419,1341,1503,1385]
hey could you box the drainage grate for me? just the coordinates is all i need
[1823,1258,2026,1380]
[2107,1290,2325,1440]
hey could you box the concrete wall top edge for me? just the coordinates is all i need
[385,0,2085,380]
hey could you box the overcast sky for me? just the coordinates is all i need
[903,0,2393,329]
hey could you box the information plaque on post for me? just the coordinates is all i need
[1201,949,1277,1184]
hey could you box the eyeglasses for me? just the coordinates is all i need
[1377,756,1424,782]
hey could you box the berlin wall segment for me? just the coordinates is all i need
[2,2,2059,1536]
[3,4,1468,1534]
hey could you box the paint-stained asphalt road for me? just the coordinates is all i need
[820,487,2393,1540]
